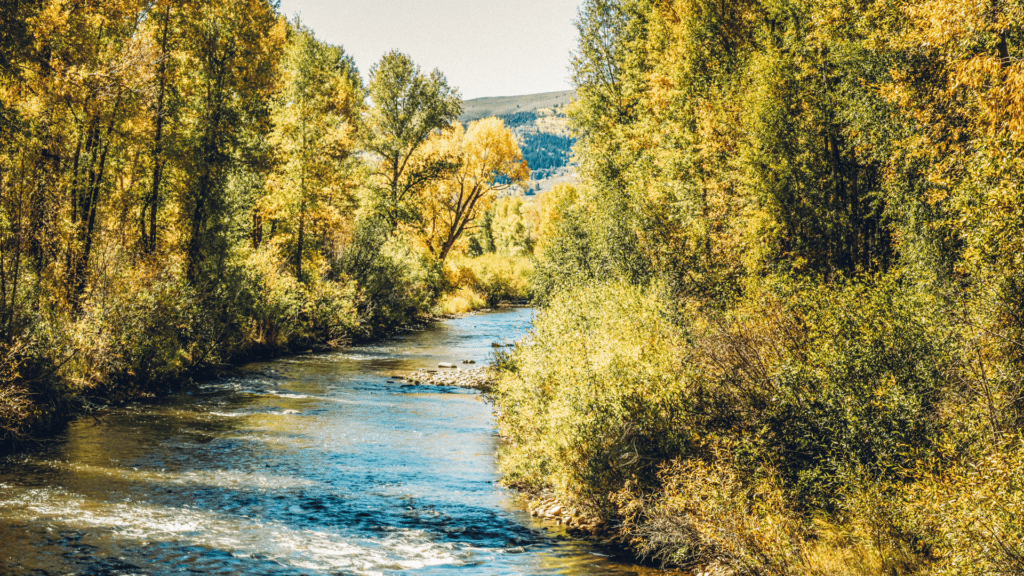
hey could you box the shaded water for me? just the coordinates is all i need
[0,309,675,575]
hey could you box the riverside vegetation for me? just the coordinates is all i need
[0,1,547,450]
[494,0,1024,574]
[6,0,1024,574]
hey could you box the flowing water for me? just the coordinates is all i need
[0,308,675,575]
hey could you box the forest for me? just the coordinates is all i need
[517,131,574,175]
[494,0,1024,574]
[5,0,1024,573]
[497,110,576,180]
[0,0,540,449]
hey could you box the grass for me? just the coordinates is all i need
[433,286,489,316]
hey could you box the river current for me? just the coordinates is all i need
[0,308,672,575]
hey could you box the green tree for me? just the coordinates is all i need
[264,20,361,281]
[362,50,461,229]
[177,0,285,282]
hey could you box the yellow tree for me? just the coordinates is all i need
[263,20,361,281]
[889,0,1024,349]
[527,183,579,257]
[5,0,160,307]
[417,117,529,262]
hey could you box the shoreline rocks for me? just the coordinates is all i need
[525,492,625,546]
[397,366,495,391]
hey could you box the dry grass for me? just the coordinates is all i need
[434,286,488,316]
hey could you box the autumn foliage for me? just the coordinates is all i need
[0,2,528,448]
[495,0,1024,573]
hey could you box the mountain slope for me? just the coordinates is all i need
[460,90,575,122]
[461,90,577,194]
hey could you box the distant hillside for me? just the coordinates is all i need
[461,91,577,195]
[460,90,575,123]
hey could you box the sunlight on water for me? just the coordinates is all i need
[0,309,681,576]
[27,459,318,489]
[0,485,473,574]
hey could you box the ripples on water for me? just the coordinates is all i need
[0,309,679,575]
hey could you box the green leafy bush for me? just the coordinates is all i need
[331,217,438,334]
[496,276,967,572]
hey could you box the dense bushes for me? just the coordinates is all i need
[0,226,436,447]
[434,254,534,315]
[496,277,1023,573]
[497,282,684,504]
[330,217,439,335]
[491,0,1024,572]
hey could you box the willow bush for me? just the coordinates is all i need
[494,275,1023,572]
[496,0,1024,571]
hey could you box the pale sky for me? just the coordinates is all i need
[276,0,582,100]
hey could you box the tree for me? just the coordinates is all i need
[141,0,174,255]
[11,0,160,306]
[416,117,529,262]
[263,20,361,281]
[490,195,533,257]
[176,0,285,281]
[362,50,461,228]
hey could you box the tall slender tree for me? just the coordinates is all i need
[177,0,285,281]
[264,20,361,281]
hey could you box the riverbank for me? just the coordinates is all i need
[0,311,446,456]
[0,302,531,456]
[491,278,1024,575]
[385,334,678,569]
[0,307,667,575]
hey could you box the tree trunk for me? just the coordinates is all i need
[186,62,228,282]
[252,209,262,249]
[144,6,171,254]
[295,201,305,280]
[74,111,117,302]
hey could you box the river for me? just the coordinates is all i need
[0,308,674,575]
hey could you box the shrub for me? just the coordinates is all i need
[496,281,688,510]
[63,256,201,395]
[895,442,1024,575]
[495,275,960,570]
[0,338,38,445]
[433,286,488,316]
[331,217,438,334]
[301,276,358,344]
[616,458,807,574]
[447,253,533,307]
[229,248,305,357]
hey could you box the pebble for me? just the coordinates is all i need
[524,493,619,542]
[396,367,496,392]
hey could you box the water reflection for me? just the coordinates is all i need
[1,309,679,575]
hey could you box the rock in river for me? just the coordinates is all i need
[399,367,496,392]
